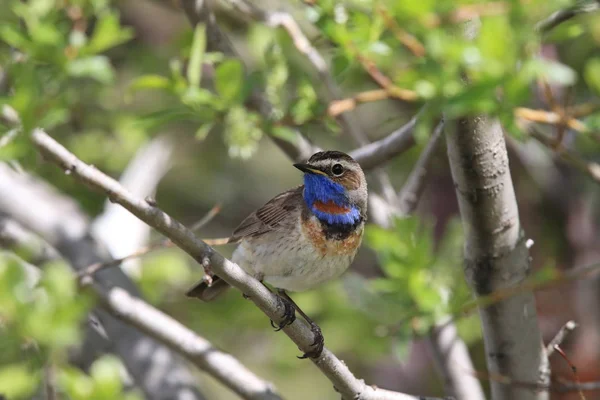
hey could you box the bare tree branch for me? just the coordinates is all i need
[92,285,283,400]
[32,129,450,400]
[349,112,419,170]
[0,218,61,265]
[536,0,600,33]
[527,127,600,185]
[427,318,486,400]
[43,364,57,400]
[0,163,207,400]
[81,204,221,279]
[397,121,444,214]
[546,321,577,357]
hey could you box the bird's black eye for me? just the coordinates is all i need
[331,163,344,176]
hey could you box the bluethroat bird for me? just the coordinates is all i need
[186,151,368,358]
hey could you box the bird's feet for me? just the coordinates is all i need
[270,293,296,331]
[298,321,324,359]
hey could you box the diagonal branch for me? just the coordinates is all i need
[92,285,283,400]
[349,111,420,169]
[546,321,577,357]
[536,0,600,33]
[527,127,600,185]
[31,129,449,400]
[396,121,444,214]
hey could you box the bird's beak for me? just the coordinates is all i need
[293,163,327,176]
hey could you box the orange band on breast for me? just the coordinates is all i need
[313,200,350,214]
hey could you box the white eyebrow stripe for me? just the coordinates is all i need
[310,159,357,173]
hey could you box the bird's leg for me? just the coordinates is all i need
[260,283,296,331]
[277,290,324,359]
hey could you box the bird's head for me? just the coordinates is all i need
[294,151,367,226]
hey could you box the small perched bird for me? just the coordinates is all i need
[186,151,367,358]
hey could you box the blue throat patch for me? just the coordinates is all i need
[303,173,361,226]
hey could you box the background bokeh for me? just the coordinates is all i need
[1,0,600,399]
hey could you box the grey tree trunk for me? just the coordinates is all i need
[445,116,550,400]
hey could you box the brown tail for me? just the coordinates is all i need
[186,275,231,301]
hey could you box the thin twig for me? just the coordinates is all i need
[426,317,486,400]
[528,126,600,185]
[349,108,424,169]
[397,121,444,214]
[354,52,418,101]
[0,129,19,149]
[569,102,600,118]
[328,89,392,117]
[556,379,600,392]
[468,369,600,393]
[32,129,448,400]
[0,104,20,127]
[553,345,586,400]
[44,364,57,400]
[513,108,587,132]
[376,5,426,57]
[536,0,600,33]
[79,204,222,279]
[546,320,578,356]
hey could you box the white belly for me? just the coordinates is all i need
[231,220,362,291]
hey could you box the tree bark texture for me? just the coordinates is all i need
[445,116,550,400]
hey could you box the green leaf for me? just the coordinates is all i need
[0,24,32,51]
[67,56,115,84]
[59,366,94,400]
[224,107,262,159]
[90,356,122,398]
[28,21,63,46]
[195,122,214,141]
[0,364,39,398]
[342,273,408,324]
[187,24,206,88]
[180,86,216,109]
[584,58,600,96]
[85,12,134,55]
[270,126,299,143]
[135,108,195,131]
[126,75,172,100]
[215,59,245,104]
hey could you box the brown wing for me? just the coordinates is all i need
[228,186,304,243]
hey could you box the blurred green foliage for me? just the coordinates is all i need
[348,217,474,357]
[0,255,130,399]
[1,0,600,398]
